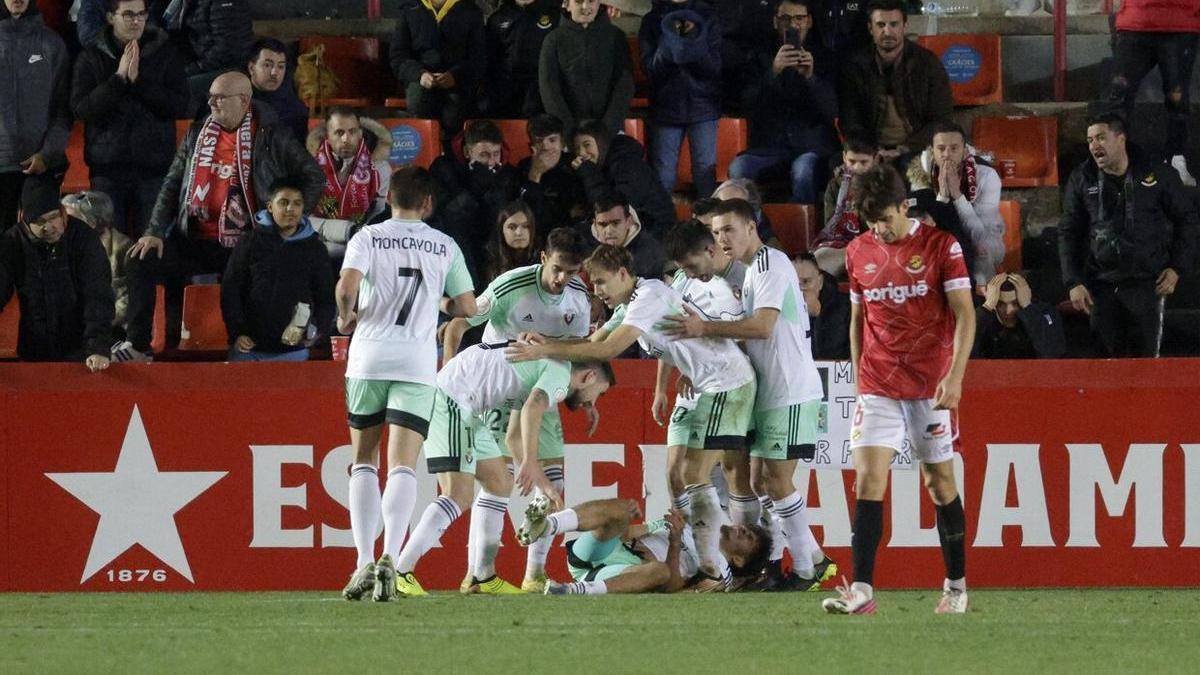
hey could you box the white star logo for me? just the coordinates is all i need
[45,406,227,584]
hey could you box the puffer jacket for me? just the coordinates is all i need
[389,0,487,90]
[639,0,722,125]
[1116,0,1200,33]
[175,0,255,76]
[71,24,189,175]
[0,7,70,173]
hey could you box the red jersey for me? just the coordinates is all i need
[846,219,971,400]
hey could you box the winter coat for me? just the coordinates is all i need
[712,0,774,111]
[389,0,487,91]
[639,1,722,126]
[1116,0,1200,34]
[253,83,309,146]
[1058,152,1198,287]
[538,16,634,133]
[430,155,521,288]
[174,0,255,76]
[71,24,189,176]
[76,0,167,48]
[575,134,676,238]
[973,302,1066,359]
[838,40,954,151]
[148,102,326,240]
[742,32,839,157]
[0,218,114,360]
[486,0,560,84]
[0,9,70,173]
[517,153,587,232]
[304,117,393,250]
[581,214,667,281]
[220,213,335,353]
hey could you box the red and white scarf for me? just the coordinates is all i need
[815,168,863,250]
[929,151,979,203]
[316,138,379,224]
[184,111,256,247]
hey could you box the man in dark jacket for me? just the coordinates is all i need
[729,0,839,205]
[0,0,71,232]
[0,179,114,369]
[484,0,560,118]
[75,0,165,48]
[1058,113,1198,358]
[247,37,309,145]
[72,0,188,237]
[221,177,335,362]
[793,252,849,360]
[390,0,487,140]
[973,272,1065,359]
[517,113,586,232]
[711,0,774,113]
[838,0,952,165]
[117,72,325,361]
[571,119,675,238]
[161,0,255,115]
[539,0,633,135]
[584,193,666,281]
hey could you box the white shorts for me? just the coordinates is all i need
[849,395,956,464]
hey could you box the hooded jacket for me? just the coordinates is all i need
[638,1,722,126]
[583,213,666,281]
[538,15,635,133]
[71,23,189,175]
[838,39,954,151]
[0,217,114,360]
[1058,150,1198,287]
[575,134,676,238]
[0,4,70,173]
[390,0,487,91]
[220,211,335,353]
[148,102,326,240]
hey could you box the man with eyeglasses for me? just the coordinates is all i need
[71,0,188,238]
[114,71,323,362]
[727,0,839,206]
[0,0,71,233]
[0,179,115,371]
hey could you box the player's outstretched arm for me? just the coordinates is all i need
[441,291,477,319]
[507,324,642,363]
[652,359,674,427]
[660,306,778,341]
[441,317,471,361]
[335,269,363,334]
[934,288,977,411]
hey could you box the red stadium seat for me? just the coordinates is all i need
[178,284,228,352]
[378,118,442,168]
[490,119,533,164]
[296,36,384,107]
[998,200,1022,273]
[623,118,646,147]
[973,116,1059,187]
[151,285,167,354]
[62,123,88,194]
[917,34,1002,106]
[674,201,691,223]
[383,97,408,110]
[762,203,817,257]
[675,117,748,188]
[0,294,19,359]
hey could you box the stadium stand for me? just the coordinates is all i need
[917,33,1003,106]
[973,116,1060,187]
[178,285,228,354]
[762,203,818,258]
[675,117,748,187]
[999,200,1023,273]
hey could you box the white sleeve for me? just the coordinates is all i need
[752,257,789,312]
[341,229,371,274]
[620,290,660,336]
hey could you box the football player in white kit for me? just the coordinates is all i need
[336,168,477,601]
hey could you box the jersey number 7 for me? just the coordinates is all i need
[395,267,425,326]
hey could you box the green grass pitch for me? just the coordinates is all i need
[2,590,1196,673]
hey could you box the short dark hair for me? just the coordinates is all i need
[544,226,589,264]
[324,106,360,124]
[584,244,634,276]
[999,278,1017,293]
[843,135,878,155]
[930,119,968,144]
[572,360,617,386]
[268,176,306,199]
[728,523,774,579]
[388,167,436,211]
[464,119,503,149]
[664,219,715,262]
[852,164,907,223]
[793,251,818,266]
[690,197,722,218]
[527,114,565,143]
[574,119,612,149]
[592,193,631,217]
[249,38,288,64]
[711,197,756,224]
[1087,112,1127,137]
[866,0,908,20]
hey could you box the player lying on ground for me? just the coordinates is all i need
[374,343,614,599]
[824,164,975,616]
[517,497,773,594]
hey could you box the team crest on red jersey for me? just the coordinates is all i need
[906,255,925,273]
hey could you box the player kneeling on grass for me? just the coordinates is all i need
[379,343,614,599]
[823,164,975,616]
[517,497,773,595]
[508,244,758,589]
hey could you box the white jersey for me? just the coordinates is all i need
[668,266,747,409]
[621,278,754,395]
[636,521,701,579]
[741,246,823,410]
[436,343,571,417]
[342,218,474,383]
[468,264,591,342]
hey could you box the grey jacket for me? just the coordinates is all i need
[0,11,71,173]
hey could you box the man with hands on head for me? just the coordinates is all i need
[974,272,1065,359]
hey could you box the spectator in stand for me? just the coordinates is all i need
[390,0,486,142]
[729,0,839,206]
[484,0,560,117]
[485,200,540,284]
[63,190,131,337]
[711,0,774,113]
[639,0,722,199]
[76,0,166,48]
[1105,0,1199,186]
[1058,113,1197,358]
[585,193,666,281]
[116,72,325,362]
[903,189,977,290]
[539,0,634,135]
[220,177,335,363]
[793,251,849,360]
[305,107,391,260]
[0,0,70,232]
[0,181,113,370]
[838,0,952,166]
[247,38,308,145]
[814,0,870,59]
[71,0,188,238]
[517,114,586,232]
[430,120,520,290]
[910,121,1004,285]
[572,119,675,238]
[973,272,1065,359]
[161,0,255,115]
[712,177,777,245]
[814,136,877,277]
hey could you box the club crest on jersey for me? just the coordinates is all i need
[906,255,926,273]
[564,313,576,325]
[537,15,553,28]
[1140,173,1157,187]
[522,313,534,322]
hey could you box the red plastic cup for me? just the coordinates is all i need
[331,335,350,361]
